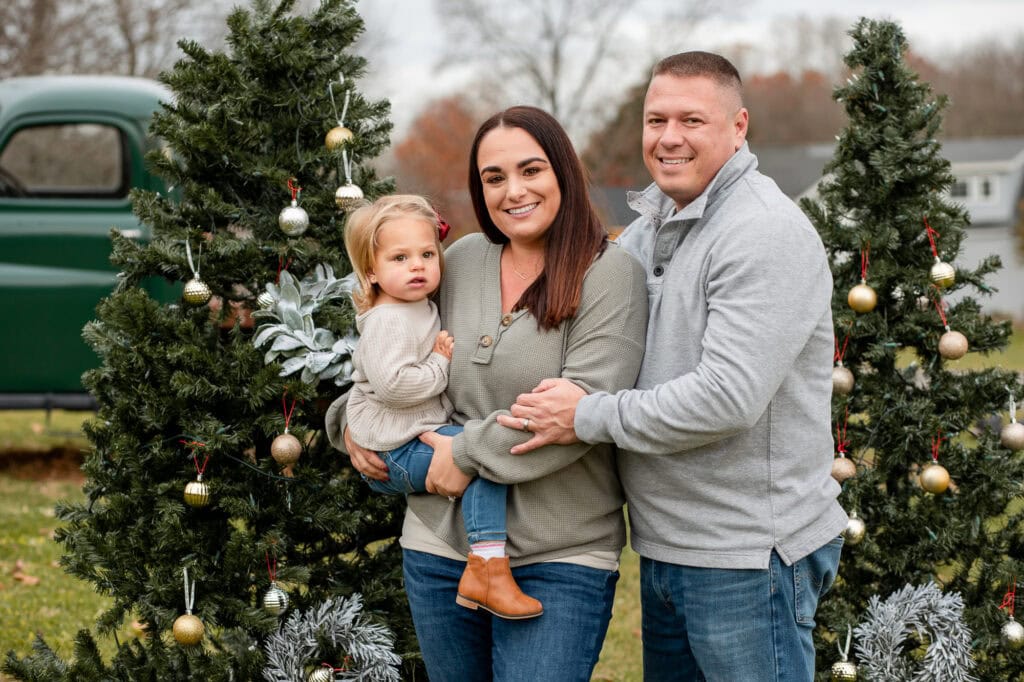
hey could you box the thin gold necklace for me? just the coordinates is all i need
[508,248,542,281]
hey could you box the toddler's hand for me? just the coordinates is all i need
[434,330,454,359]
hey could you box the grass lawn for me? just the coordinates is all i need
[0,324,1020,680]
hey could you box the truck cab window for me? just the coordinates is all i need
[0,123,126,198]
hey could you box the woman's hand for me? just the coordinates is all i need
[420,431,472,497]
[343,426,389,481]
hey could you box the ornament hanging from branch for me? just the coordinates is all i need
[832,332,854,395]
[831,407,856,483]
[847,244,877,313]
[999,579,1024,650]
[843,510,866,546]
[830,625,858,681]
[933,295,968,360]
[925,217,956,288]
[278,177,310,237]
[182,439,211,508]
[1001,394,1024,451]
[271,392,302,476]
[325,76,354,151]
[263,552,289,616]
[173,567,204,647]
[919,432,950,495]
[182,239,212,305]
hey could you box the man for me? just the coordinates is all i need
[496,52,846,681]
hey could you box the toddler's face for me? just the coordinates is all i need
[368,217,441,305]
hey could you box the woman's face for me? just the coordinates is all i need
[476,126,561,246]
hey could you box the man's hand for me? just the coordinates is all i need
[496,378,585,454]
[420,431,471,498]
[344,426,389,481]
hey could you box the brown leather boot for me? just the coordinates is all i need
[455,553,544,620]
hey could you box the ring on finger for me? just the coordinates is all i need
[521,418,530,431]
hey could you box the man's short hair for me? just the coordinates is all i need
[652,51,743,96]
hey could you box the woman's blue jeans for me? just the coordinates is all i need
[640,536,843,682]
[402,549,619,681]
[364,425,506,544]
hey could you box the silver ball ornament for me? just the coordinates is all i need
[830,660,858,681]
[257,290,276,310]
[334,182,365,211]
[263,581,289,615]
[1002,617,1024,650]
[1001,421,1024,451]
[183,476,210,508]
[930,259,956,288]
[938,330,968,360]
[920,462,950,494]
[832,364,854,395]
[183,277,212,305]
[843,512,866,546]
[308,668,334,682]
[278,200,309,237]
[847,281,877,313]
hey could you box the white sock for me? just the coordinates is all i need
[471,541,506,560]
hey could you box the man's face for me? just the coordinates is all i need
[642,73,748,210]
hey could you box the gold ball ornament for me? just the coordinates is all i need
[263,581,289,615]
[172,613,204,646]
[930,258,956,288]
[183,277,212,306]
[938,330,968,360]
[919,462,950,494]
[1001,421,1024,451]
[308,667,334,682]
[843,511,866,546]
[325,125,354,150]
[832,364,854,395]
[831,455,857,483]
[830,660,858,681]
[278,201,309,237]
[271,432,302,466]
[183,476,211,508]
[1002,616,1024,650]
[847,281,877,313]
[334,182,365,211]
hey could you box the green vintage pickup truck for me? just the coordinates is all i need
[0,75,172,409]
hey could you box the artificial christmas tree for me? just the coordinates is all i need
[803,18,1024,680]
[2,1,420,679]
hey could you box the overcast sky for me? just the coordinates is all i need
[357,0,1024,139]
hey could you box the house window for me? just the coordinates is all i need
[949,180,969,198]
[978,176,996,202]
[0,123,127,198]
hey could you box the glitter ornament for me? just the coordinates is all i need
[183,277,212,305]
[831,455,857,483]
[938,330,968,360]
[843,511,866,546]
[930,258,955,288]
[832,363,854,395]
[847,281,877,313]
[1003,616,1024,650]
[920,462,950,494]
[183,475,210,508]
[831,625,858,681]
[278,200,309,237]
[325,125,353,150]
[173,614,204,646]
[271,432,302,466]
[308,667,334,682]
[263,581,289,615]
[334,182,364,211]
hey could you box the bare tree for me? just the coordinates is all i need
[433,0,726,140]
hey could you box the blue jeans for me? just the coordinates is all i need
[365,425,506,544]
[640,537,843,682]
[403,549,618,682]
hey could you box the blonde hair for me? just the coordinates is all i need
[343,194,445,312]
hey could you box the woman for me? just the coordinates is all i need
[334,106,647,681]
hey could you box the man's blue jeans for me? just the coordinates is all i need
[640,536,843,682]
[364,425,506,544]
[402,549,618,681]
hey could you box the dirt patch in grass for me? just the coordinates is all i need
[0,447,85,482]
